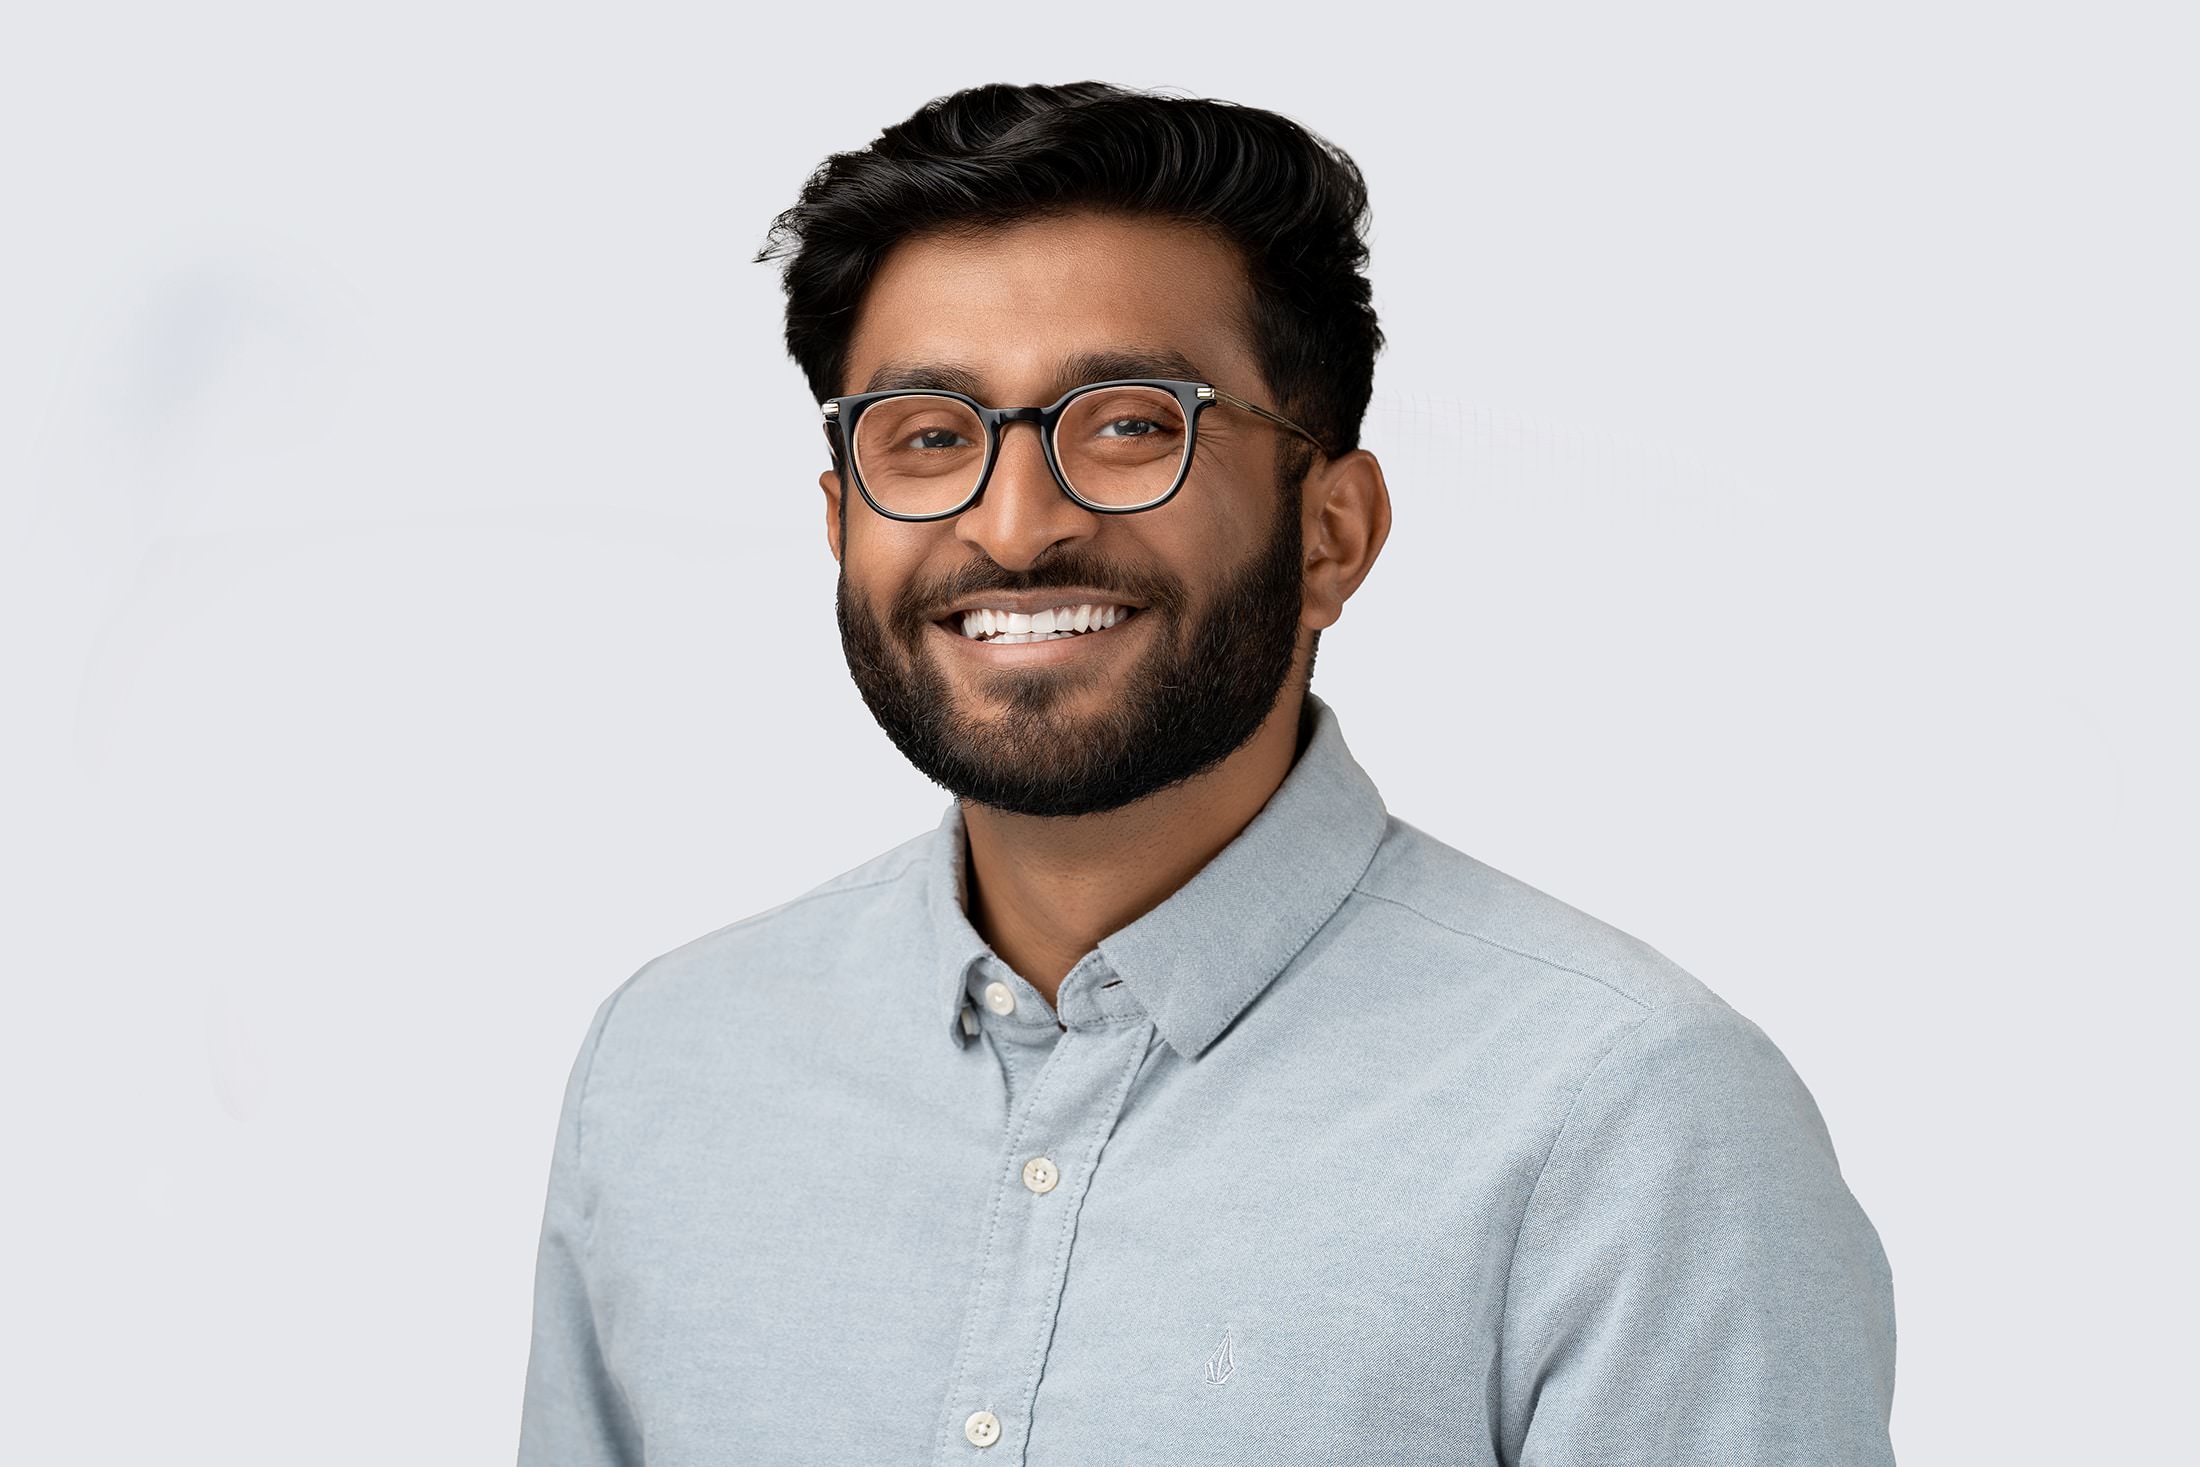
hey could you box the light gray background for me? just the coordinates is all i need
[3,3,2191,1460]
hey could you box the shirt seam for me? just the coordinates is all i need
[1347,885,1654,1012]
[680,857,929,949]
[1486,998,1732,1450]
[572,959,652,1260]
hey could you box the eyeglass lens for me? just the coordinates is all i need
[851,386,1189,515]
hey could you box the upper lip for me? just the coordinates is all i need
[933,590,1147,620]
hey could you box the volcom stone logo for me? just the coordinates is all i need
[1203,1327,1236,1386]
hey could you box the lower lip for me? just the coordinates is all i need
[930,609,1147,664]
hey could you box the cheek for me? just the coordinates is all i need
[1142,483,1262,570]
[1184,433,1285,531]
[841,526,957,626]
[843,512,931,575]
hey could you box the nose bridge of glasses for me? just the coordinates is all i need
[982,405,1066,500]
[986,405,1055,466]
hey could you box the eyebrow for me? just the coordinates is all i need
[862,348,1209,401]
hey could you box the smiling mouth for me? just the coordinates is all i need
[937,603,1143,645]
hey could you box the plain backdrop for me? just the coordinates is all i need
[3,2,2192,1460]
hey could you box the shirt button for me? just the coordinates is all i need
[964,1409,1002,1447]
[1022,1156,1059,1194]
[982,981,1016,1015]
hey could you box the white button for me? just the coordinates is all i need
[1022,1156,1059,1194]
[959,1006,979,1037]
[982,981,1016,1015]
[964,1409,1001,1447]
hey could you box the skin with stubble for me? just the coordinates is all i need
[820,211,1392,1009]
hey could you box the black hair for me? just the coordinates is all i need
[757,81,1383,466]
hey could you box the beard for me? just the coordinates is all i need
[835,471,1306,819]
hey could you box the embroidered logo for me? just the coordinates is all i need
[1203,1327,1236,1386]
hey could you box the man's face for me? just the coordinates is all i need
[823,211,1313,819]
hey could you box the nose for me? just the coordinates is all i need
[954,420,1098,571]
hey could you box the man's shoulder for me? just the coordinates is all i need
[593,826,938,1034]
[1351,813,1720,1019]
[1348,816,1839,1169]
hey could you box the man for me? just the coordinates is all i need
[518,82,1896,1465]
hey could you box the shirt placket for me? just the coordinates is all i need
[933,990,1157,1462]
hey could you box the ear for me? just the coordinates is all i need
[820,468,845,564]
[1299,449,1392,633]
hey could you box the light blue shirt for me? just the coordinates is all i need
[519,693,1896,1464]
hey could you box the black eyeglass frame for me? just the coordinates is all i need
[820,377,1330,523]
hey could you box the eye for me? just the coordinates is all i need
[1094,417,1162,438]
[905,426,974,451]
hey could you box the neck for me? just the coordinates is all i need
[960,685,1313,1012]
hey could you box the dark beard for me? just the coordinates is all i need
[834,477,1305,819]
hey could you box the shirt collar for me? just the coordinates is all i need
[925,691,1389,1060]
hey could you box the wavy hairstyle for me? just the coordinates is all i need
[757,82,1383,477]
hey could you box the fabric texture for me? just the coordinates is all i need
[518,693,1896,1465]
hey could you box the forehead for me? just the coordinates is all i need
[842,210,1260,400]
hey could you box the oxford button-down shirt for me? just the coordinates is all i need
[518,693,1896,1464]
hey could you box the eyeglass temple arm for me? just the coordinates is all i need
[1205,388,1331,456]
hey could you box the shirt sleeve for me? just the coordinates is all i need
[517,992,642,1467]
[1494,999,1897,1466]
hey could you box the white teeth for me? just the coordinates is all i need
[956,602,1135,642]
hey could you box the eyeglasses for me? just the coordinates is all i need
[821,377,1330,523]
